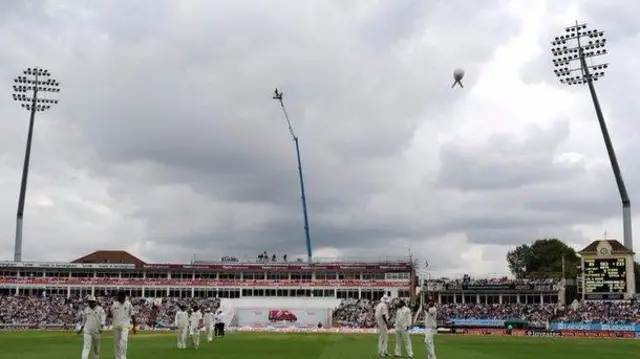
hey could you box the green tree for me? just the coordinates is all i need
[506,245,532,278]
[506,238,580,279]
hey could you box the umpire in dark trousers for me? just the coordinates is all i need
[214,309,225,337]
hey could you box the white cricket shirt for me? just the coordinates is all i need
[111,300,134,329]
[424,307,437,329]
[215,312,225,324]
[81,306,106,334]
[189,310,203,330]
[174,310,189,328]
[374,302,388,321]
[203,312,214,325]
[395,307,412,330]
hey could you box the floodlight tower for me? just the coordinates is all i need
[552,23,632,252]
[272,88,313,261]
[11,68,60,262]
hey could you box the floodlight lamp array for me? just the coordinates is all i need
[553,63,608,77]
[11,68,60,111]
[559,72,605,85]
[551,23,608,86]
[24,68,50,77]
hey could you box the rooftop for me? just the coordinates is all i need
[71,250,146,266]
[65,250,413,266]
[578,239,634,255]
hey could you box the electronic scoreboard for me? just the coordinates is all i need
[583,258,627,299]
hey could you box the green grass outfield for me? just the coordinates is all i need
[1,331,638,359]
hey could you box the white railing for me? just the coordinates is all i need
[192,255,412,265]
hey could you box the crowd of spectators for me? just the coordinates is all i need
[0,295,220,328]
[199,252,295,263]
[1,273,638,329]
[554,300,640,324]
[425,275,561,291]
[255,252,305,263]
[332,299,640,328]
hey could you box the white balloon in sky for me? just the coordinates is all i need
[452,68,465,88]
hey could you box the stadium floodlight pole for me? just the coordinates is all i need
[552,22,633,253]
[11,68,61,262]
[272,88,313,261]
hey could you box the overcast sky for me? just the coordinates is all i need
[0,0,638,276]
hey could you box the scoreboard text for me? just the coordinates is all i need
[583,258,627,299]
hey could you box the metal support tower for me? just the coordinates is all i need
[551,22,632,252]
[11,68,61,262]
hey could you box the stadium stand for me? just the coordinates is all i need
[0,295,222,329]
[1,245,638,330]
[2,290,638,328]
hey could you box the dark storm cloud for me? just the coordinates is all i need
[428,159,625,246]
[128,192,422,255]
[59,0,522,182]
[435,120,584,191]
[468,226,586,247]
[176,219,395,256]
[48,0,524,237]
[521,184,620,220]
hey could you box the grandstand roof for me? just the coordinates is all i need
[578,239,634,255]
[71,250,146,265]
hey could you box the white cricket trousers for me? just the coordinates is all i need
[376,320,388,355]
[81,333,101,359]
[177,327,188,349]
[113,328,129,359]
[424,328,437,359]
[190,328,200,349]
[394,329,413,357]
[206,325,214,341]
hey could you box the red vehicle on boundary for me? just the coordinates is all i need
[269,310,297,322]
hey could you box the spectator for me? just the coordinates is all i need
[0,295,222,329]
[331,298,640,328]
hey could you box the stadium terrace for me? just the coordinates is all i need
[0,242,638,334]
[0,250,415,299]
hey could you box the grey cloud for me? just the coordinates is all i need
[425,163,626,245]
[55,0,522,213]
[435,120,584,191]
[469,226,586,247]
[580,1,640,37]
[1,0,639,270]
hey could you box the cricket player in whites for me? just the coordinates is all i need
[394,300,413,358]
[203,308,215,342]
[77,295,106,359]
[108,290,137,359]
[423,300,438,359]
[173,304,189,349]
[189,305,203,349]
[375,296,391,356]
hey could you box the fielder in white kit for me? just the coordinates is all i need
[203,308,215,342]
[108,291,137,359]
[423,301,438,359]
[394,300,413,358]
[77,295,106,359]
[375,296,391,356]
[173,304,189,349]
[188,305,203,349]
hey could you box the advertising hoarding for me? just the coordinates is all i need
[236,308,332,328]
